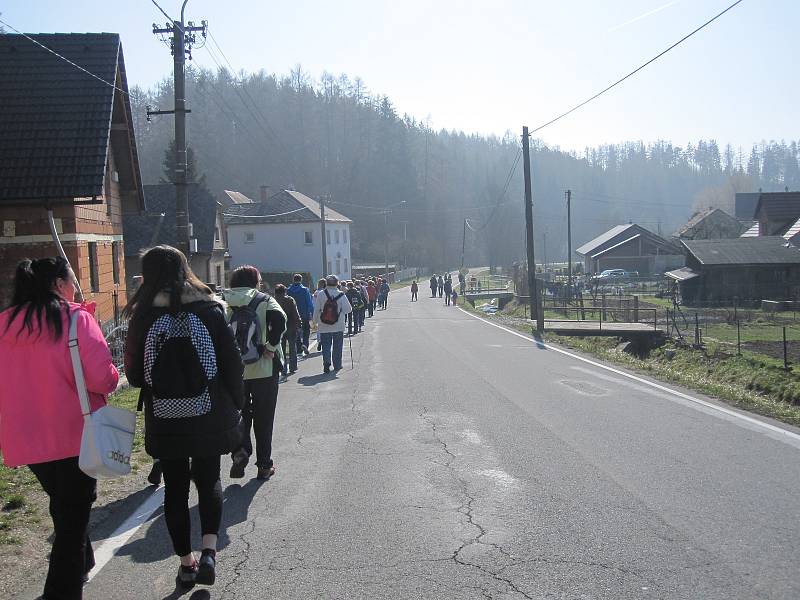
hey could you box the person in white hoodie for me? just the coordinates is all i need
[312,275,352,373]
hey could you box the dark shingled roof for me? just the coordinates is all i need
[0,33,142,205]
[123,184,219,257]
[682,237,800,266]
[754,192,800,227]
[224,190,351,225]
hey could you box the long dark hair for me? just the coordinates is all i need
[124,245,211,318]
[4,257,71,340]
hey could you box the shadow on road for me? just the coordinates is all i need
[218,479,264,551]
[160,584,212,600]
[532,332,547,349]
[296,371,337,386]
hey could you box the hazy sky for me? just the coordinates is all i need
[2,1,796,151]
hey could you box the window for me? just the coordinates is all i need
[335,259,341,274]
[304,231,313,245]
[343,258,348,272]
[87,242,99,293]
[216,265,223,286]
[326,229,331,244]
[111,241,120,285]
[335,230,340,244]
[215,226,221,242]
[244,231,255,243]
[343,229,347,244]
[327,261,332,274]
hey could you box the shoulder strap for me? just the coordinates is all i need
[68,310,92,417]
[247,291,268,310]
[335,293,344,301]
[324,289,333,301]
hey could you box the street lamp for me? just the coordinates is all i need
[382,200,406,281]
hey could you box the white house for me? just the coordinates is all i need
[225,189,352,283]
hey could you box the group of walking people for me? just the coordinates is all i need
[427,273,458,306]
[0,244,397,599]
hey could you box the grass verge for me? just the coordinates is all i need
[460,297,800,428]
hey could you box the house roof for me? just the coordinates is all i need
[754,192,800,225]
[735,193,761,220]
[740,222,760,237]
[674,207,744,239]
[220,190,254,208]
[576,224,635,256]
[0,33,144,207]
[123,184,220,257]
[224,189,352,225]
[784,217,800,242]
[591,234,641,259]
[682,237,800,266]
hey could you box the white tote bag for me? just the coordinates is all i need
[69,310,136,479]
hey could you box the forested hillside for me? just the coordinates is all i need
[130,66,800,270]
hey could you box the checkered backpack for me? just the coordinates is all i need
[143,312,218,419]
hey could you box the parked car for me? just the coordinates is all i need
[594,269,630,281]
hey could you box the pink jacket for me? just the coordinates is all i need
[0,302,119,467]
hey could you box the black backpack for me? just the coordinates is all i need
[144,312,217,419]
[228,292,268,364]
[320,289,343,325]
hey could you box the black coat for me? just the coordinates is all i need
[124,287,245,459]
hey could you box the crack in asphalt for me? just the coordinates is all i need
[420,406,534,599]
[221,514,259,599]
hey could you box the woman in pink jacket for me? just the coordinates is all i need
[0,257,119,600]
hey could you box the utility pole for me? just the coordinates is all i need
[522,126,542,332]
[460,218,467,271]
[152,6,206,257]
[384,211,390,279]
[566,189,572,301]
[320,196,328,278]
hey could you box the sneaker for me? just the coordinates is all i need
[317,342,322,351]
[323,364,331,373]
[257,466,275,480]
[229,450,249,479]
[196,549,216,585]
[302,345,309,356]
[177,560,198,589]
[289,368,297,374]
[147,460,162,486]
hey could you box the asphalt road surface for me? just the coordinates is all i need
[79,288,800,598]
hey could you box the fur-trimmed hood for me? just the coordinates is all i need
[152,282,227,310]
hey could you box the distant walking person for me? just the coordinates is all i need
[411,280,418,301]
[287,274,313,357]
[0,257,119,600]
[380,279,391,309]
[430,274,438,298]
[437,275,444,298]
[444,277,452,306]
[124,246,244,589]
[313,275,352,373]
[345,281,363,335]
[367,280,377,317]
[312,279,326,351]
[275,284,302,376]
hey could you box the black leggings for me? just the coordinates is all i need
[29,457,96,600]
[160,455,223,556]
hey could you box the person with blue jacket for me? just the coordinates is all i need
[287,274,313,357]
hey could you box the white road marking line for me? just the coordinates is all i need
[457,307,800,447]
[86,486,165,583]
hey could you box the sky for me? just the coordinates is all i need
[2,0,797,152]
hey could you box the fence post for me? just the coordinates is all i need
[784,326,789,371]
[633,295,639,323]
[695,312,700,346]
[602,293,607,322]
[737,319,741,356]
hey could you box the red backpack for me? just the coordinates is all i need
[320,289,343,325]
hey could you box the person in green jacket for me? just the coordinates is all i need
[225,266,287,480]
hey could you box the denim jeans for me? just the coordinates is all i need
[29,457,97,600]
[282,328,298,372]
[320,331,344,369]
[296,319,311,353]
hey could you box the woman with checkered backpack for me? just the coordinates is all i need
[124,246,244,589]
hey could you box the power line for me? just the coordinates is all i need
[529,0,746,135]
[223,206,308,219]
[466,148,522,232]
[150,0,177,26]
[571,190,691,209]
[0,18,129,96]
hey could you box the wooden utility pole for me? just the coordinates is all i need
[461,218,467,270]
[522,126,542,332]
[152,8,206,257]
[566,189,572,301]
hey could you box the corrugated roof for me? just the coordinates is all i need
[0,33,141,205]
[664,267,701,282]
[591,234,641,259]
[576,224,634,256]
[221,190,254,208]
[682,237,800,266]
[224,189,352,225]
[783,217,800,242]
[123,184,219,256]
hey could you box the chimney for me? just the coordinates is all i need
[260,185,271,202]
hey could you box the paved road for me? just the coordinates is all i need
[81,288,800,599]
